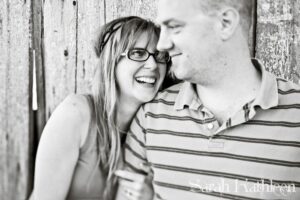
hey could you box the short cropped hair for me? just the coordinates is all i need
[197,0,254,35]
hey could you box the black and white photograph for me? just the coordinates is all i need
[1,0,300,199]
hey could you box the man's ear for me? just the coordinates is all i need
[219,7,240,40]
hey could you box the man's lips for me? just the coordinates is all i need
[170,53,182,58]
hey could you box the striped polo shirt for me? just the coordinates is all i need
[124,60,300,200]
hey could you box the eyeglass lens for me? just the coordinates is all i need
[128,49,169,63]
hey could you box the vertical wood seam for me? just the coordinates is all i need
[252,0,258,57]
[104,0,107,23]
[75,1,79,93]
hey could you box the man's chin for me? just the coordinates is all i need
[168,69,178,80]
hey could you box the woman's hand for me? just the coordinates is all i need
[115,170,153,200]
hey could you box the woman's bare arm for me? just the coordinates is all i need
[33,94,90,200]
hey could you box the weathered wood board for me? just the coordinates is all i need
[76,0,104,94]
[0,0,32,199]
[2,0,300,199]
[256,0,300,84]
[43,0,78,117]
[105,0,158,22]
[44,0,159,116]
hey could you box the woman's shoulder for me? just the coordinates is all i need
[60,94,91,118]
[47,94,93,147]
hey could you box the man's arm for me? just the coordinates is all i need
[116,106,154,200]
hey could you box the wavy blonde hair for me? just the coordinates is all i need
[92,16,160,199]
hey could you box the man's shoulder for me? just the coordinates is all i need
[276,78,300,98]
[141,82,184,111]
[275,78,300,113]
[155,82,183,99]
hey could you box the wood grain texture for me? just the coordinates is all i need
[44,0,159,117]
[105,0,158,22]
[32,0,46,140]
[43,0,77,118]
[0,0,32,199]
[256,0,300,83]
[76,0,104,94]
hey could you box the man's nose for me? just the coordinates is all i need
[157,30,173,52]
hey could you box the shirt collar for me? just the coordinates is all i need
[173,59,279,111]
[174,82,202,111]
[251,59,279,109]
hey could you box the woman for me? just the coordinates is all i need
[32,16,170,200]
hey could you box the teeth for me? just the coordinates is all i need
[136,77,156,84]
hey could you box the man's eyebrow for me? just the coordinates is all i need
[158,18,181,26]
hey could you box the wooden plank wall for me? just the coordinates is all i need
[256,0,300,84]
[1,0,300,199]
[0,0,33,199]
[43,0,158,117]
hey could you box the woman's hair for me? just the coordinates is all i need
[92,16,160,199]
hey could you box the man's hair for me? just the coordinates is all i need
[198,0,254,35]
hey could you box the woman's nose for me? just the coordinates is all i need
[144,55,158,70]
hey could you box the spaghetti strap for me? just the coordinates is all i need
[80,94,96,152]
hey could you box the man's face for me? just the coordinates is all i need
[156,0,222,84]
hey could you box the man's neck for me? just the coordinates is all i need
[195,60,262,124]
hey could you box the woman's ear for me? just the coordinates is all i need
[219,7,240,40]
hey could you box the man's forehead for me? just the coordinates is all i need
[156,0,199,24]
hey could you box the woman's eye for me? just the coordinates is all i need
[131,50,146,58]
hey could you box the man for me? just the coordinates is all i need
[124,0,300,199]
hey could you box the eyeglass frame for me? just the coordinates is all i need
[120,48,171,64]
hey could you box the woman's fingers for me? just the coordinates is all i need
[115,170,146,183]
[119,178,144,190]
[115,170,151,200]
[116,179,142,200]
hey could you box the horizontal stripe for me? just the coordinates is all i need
[127,130,145,148]
[245,120,300,128]
[277,78,288,83]
[147,129,208,139]
[124,143,146,161]
[154,181,265,200]
[271,104,300,110]
[163,90,180,94]
[147,129,300,148]
[151,99,175,106]
[146,112,215,124]
[278,89,300,95]
[134,117,146,134]
[219,135,300,148]
[152,163,300,187]
[124,160,147,175]
[146,146,300,167]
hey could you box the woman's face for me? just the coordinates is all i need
[116,33,167,105]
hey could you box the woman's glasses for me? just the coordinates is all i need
[121,48,170,64]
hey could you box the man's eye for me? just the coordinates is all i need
[168,25,180,29]
[167,25,182,33]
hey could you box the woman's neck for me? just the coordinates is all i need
[116,96,140,132]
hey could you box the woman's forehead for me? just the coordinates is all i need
[130,32,158,49]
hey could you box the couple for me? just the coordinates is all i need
[32,0,300,199]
